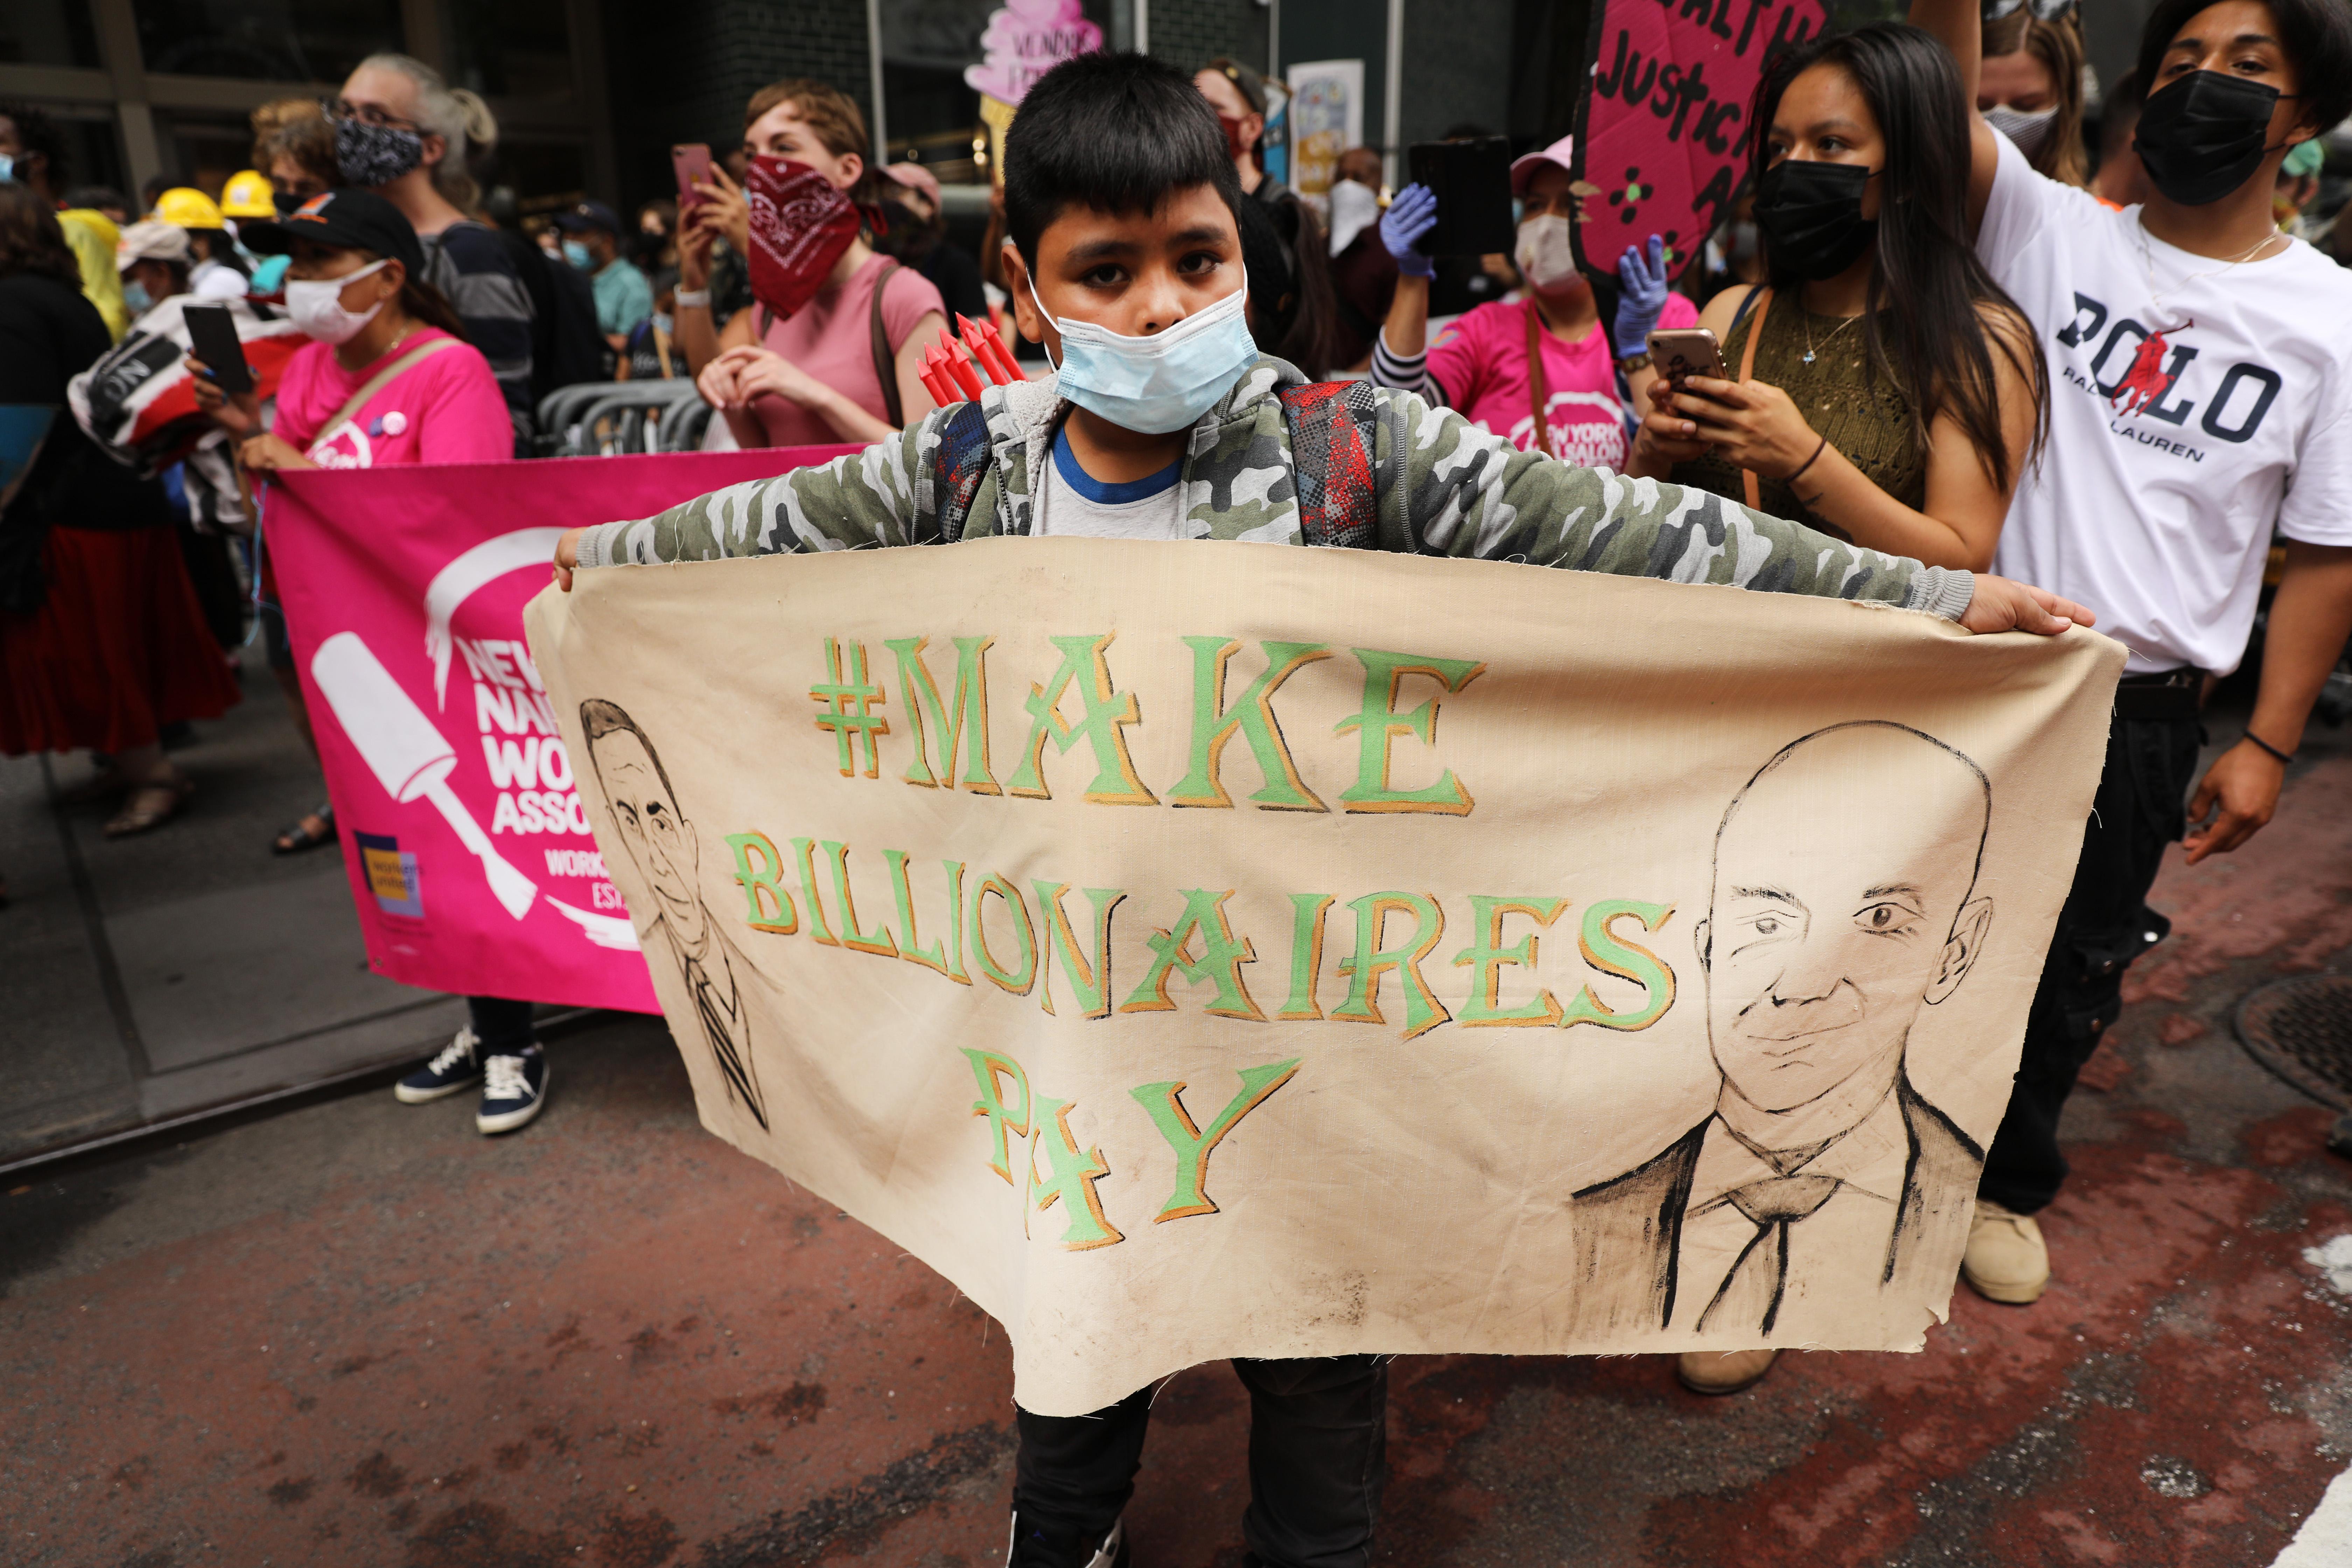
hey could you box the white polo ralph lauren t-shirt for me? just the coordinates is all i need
[1978,132,2352,675]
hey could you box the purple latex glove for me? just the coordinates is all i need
[1380,182,1439,279]
[1614,233,1670,357]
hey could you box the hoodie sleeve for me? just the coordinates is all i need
[1378,387,1971,618]
[571,417,937,569]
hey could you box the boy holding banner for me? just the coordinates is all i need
[554,49,2093,1568]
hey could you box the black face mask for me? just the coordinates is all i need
[2134,70,2290,207]
[272,188,306,216]
[335,115,425,188]
[1753,159,1879,282]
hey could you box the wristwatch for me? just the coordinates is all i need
[1615,350,1653,372]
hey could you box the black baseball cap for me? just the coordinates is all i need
[234,187,426,280]
[554,200,622,234]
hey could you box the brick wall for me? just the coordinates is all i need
[1146,0,1271,73]
[603,0,873,207]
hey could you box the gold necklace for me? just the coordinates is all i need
[2135,219,2283,331]
[1800,308,1862,366]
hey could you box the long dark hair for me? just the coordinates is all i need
[0,183,83,287]
[1751,23,2047,490]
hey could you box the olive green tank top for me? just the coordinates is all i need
[1671,290,1926,534]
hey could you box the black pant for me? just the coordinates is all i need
[467,995,537,1055]
[1011,1355,1387,1568]
[1977,712,2202,1213]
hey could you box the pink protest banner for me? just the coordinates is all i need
[266,447,858,1009]
[1571,0,1827,279]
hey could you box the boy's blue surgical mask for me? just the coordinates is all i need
[122,280,152,314]
[1027,271,1257,434]
[563,239,592,270]
[0,154,14,184]
[250,253,291,294]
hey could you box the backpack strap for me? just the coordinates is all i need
[919,397,995,544]
[868,259,904,428]
[1279,378,1391,551]
[1733,287,1773,511]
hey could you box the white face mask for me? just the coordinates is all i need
[1983,103,2059,158]
[1514,214,1579,291]
[1328,179,1381,256]
[1029,271,1259,435]
[285,258,389,345]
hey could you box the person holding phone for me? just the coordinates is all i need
[189,189,505,855]
[670,78,945,443]
[1623,24,2047,578]
[1370,135,1692,468]
[188,187,551,1136]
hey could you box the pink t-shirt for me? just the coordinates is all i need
[1428,292,1700,470]
[750,252,945,447]
[274,328,514,468]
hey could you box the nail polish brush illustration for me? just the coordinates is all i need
[310,630,539,920]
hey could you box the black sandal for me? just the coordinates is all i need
[272,804,336,855]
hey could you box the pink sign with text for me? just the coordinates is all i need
[1572,0,1828,279]
[268,447,858,1010]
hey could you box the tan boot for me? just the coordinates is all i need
[1676,1348,1780,1395]
[1963,1199,2050,1304]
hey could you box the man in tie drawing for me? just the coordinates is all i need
[1568,721,1992,1391]
[580,699,769,1132]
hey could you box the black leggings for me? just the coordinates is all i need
[1977,712,2202,1213]
[1012,1355,1387,1568]
[467,995,537,1055]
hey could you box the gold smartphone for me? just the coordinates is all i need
[1646,327,1728,384]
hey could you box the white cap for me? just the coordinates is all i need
[115,218,191,271]
[1508,134,1576,197]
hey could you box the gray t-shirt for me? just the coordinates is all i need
[1034,428,1184,539]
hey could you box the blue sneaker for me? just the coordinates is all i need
[476,1045,548,1134]
[396,1028,483,1103]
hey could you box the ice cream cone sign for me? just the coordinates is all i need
[963,0,1104,186]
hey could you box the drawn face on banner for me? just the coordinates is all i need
[1573,0,1829,279]
[1698,724,1993,1116]
[588,723,706,950]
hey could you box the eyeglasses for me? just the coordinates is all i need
[323,98,421,133]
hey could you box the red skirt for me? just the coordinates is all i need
[0,524,243,756]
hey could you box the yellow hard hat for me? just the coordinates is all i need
[153,186,226,230]
[219,170,276,219]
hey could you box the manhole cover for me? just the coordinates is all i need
[2235,975,2352,1109]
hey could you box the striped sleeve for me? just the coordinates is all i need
[1370,327,1446,406]
[425,224,534,435]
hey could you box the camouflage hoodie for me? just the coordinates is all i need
[572,356,1974,620]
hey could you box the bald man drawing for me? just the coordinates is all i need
[1569,723,1993,1369]
[581,698,769,1132]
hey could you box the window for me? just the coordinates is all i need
[0,0,103,68]
[131,0,404,83]
[443,0,575,100]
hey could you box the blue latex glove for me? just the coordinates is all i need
[1380,183,1439,279]
[1614,234,1670,357]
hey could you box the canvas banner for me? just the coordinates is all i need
[1571,0,1828,279]
[527,540,2121,1415]
[266,448,854,1010]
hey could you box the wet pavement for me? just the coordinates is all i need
[8,716,2352,1567]
[0,645,468,1170]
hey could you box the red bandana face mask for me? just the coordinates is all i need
[745,156,864,322]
